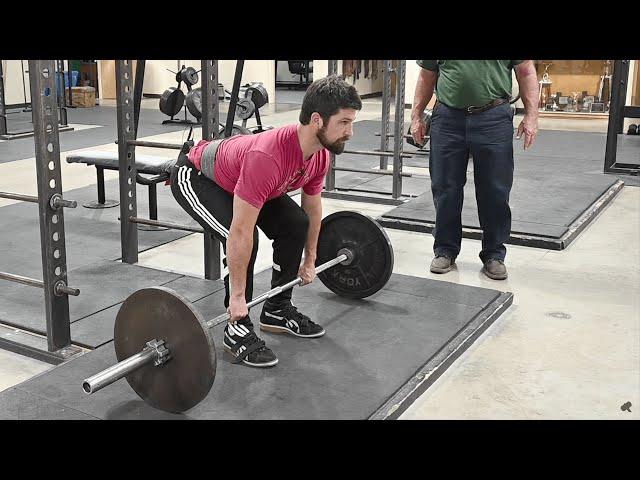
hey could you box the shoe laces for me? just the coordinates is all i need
[281,304,311,328]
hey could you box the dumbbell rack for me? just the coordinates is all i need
[0,60,84,364]
[160,65,202,126]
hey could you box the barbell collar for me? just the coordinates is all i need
[146,339,171,367]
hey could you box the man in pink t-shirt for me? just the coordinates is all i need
[170,75,362,368]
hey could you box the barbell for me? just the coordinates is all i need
[81,211,394,413]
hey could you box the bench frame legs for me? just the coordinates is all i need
[83,166,119,209]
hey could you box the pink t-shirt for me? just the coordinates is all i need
[188,124,330,209]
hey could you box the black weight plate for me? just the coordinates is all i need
[316,211,394,299]
[245,84,268,109]
[114,287,216,413]
[235,98,255,120]
[181,66,199,86]
[186,87,202,119]
[159,87,185,117]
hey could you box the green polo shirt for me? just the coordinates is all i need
[417,60,524,109]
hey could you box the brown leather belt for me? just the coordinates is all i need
[464,97,511,114]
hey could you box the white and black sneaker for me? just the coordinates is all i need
[223,317,278,367]
[259,302,325,338]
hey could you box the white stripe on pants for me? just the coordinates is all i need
[177,165,229,239]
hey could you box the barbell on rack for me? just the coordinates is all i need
[81,211,394,413]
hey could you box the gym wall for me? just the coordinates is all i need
[1,60,37,105]
[345,60,383,97]
[403,61,438,109]
[98,60,177,99]
[311,60,384,97]
[634,60,640,105]
[215,60,276,105]
[143,60,179,98]
[98,60,132,99]
[95,60,277,103]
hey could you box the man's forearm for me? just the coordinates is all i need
[411,69,436,120]
[226,228,254,299]
[515,61,539,116]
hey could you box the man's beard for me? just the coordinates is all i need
[317,127,348,155]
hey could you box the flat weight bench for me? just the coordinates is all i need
[66,151,177,230]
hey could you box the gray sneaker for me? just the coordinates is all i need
[430,255,455,274]
[482,259,508,280]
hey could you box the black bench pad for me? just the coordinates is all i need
[66,150,177,175]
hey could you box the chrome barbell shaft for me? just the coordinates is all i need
[205,252,349,329]
[82,346,157,394]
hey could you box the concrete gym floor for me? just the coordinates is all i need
[0,98,637,419]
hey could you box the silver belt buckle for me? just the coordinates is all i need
[466,106,475,114]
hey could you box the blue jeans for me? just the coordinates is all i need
[429,101,514,263]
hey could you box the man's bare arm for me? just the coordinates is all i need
[410,68,437,146]
[226,195,260,321]
[514,60,539,150]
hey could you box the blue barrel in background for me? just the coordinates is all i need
[55,71,79,98]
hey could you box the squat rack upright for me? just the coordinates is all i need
[0,60,83,364]
[115,60,223,280]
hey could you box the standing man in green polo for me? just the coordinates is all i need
[410,60,539,280]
